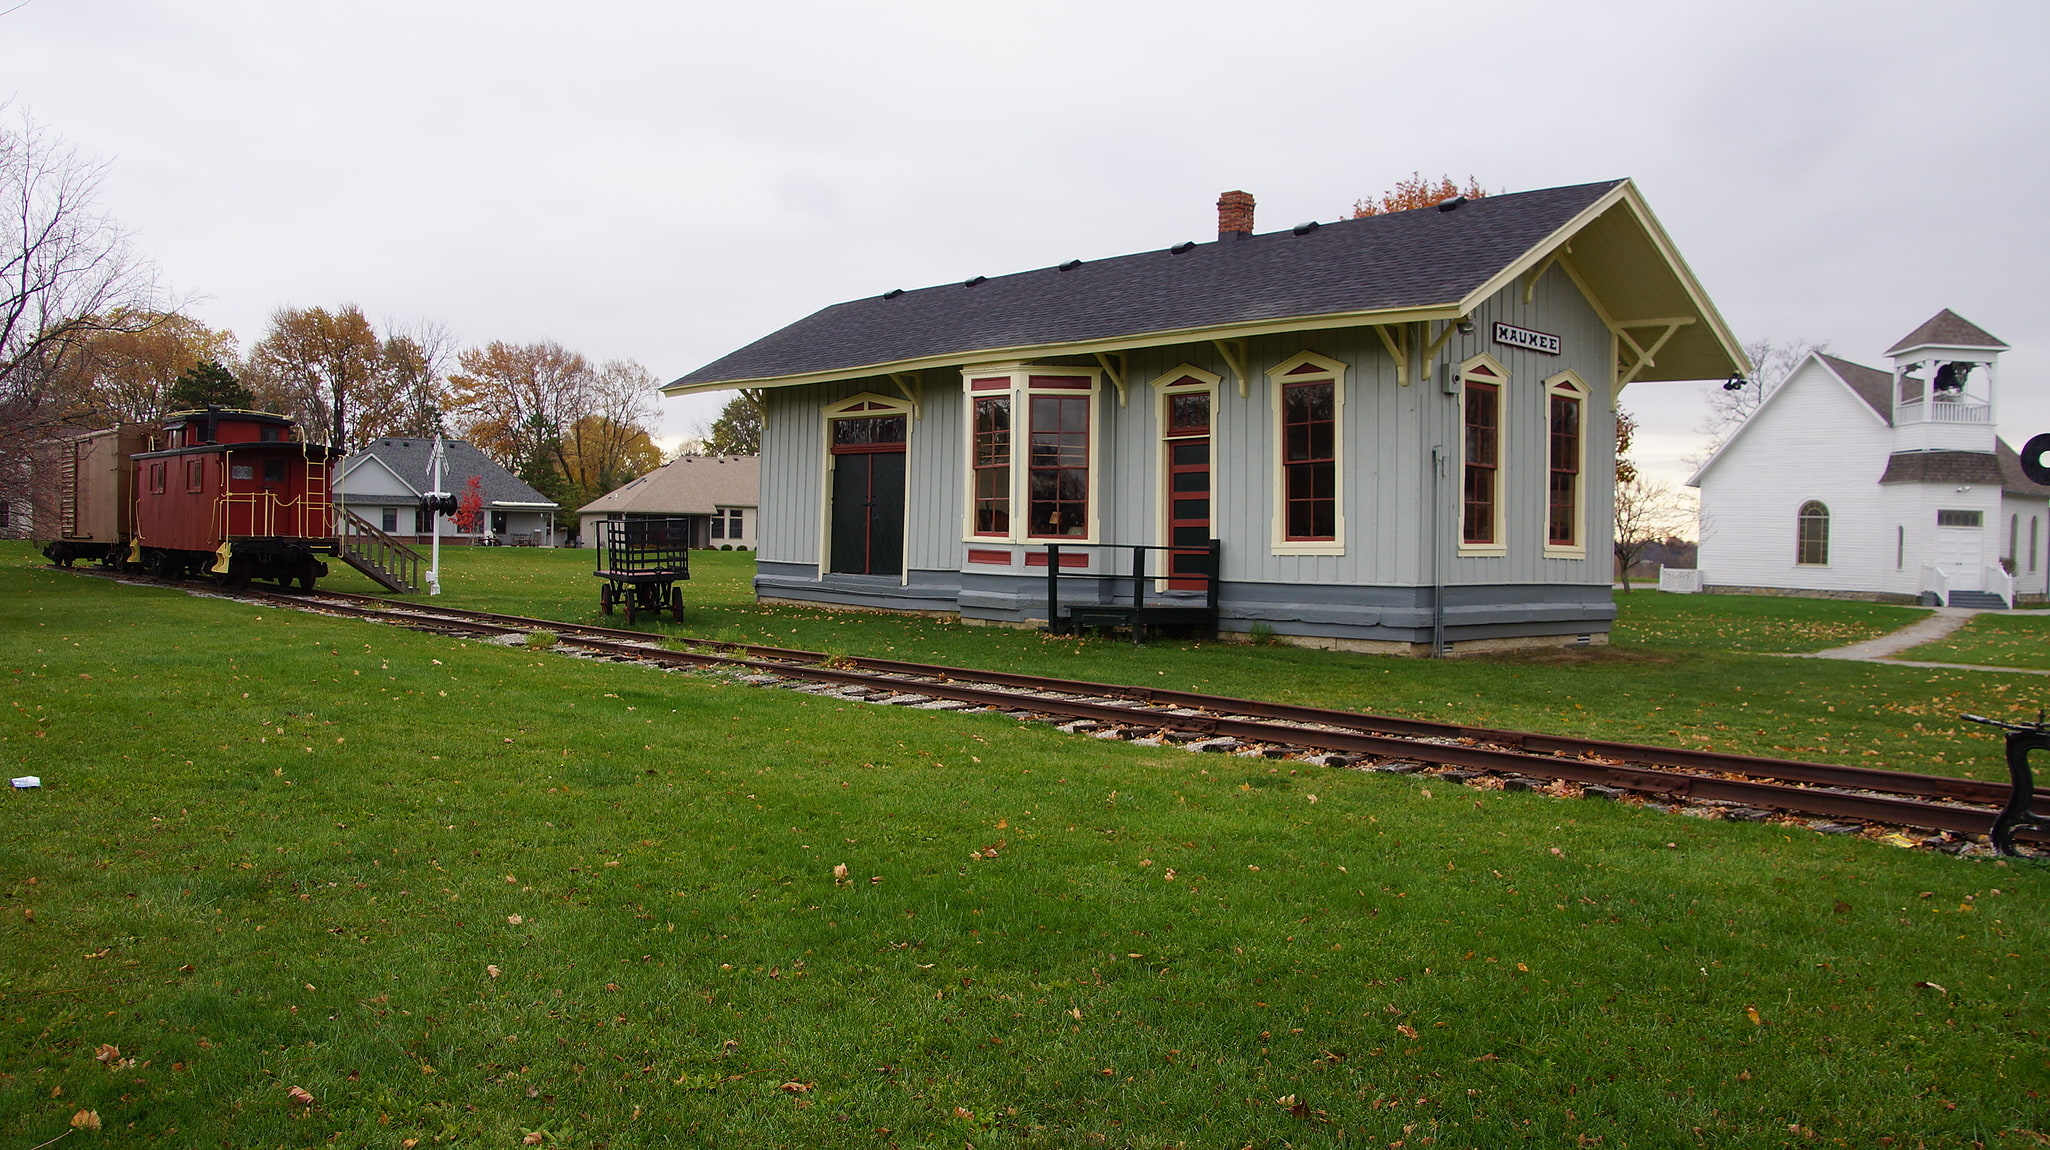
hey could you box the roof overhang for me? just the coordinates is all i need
[664,180,1747,397]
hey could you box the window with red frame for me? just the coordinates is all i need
[1027,392,1089,537]
[1547,389,1582,546]
[1281,378,1335,540]
[1463,382,1499,545]
[972,394,1011,535]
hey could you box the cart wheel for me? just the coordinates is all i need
[670,586,684,621]
[624,594,637,624]
[600,585,614,615]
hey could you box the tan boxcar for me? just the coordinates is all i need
[39,424,149,567]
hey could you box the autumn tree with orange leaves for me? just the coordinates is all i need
[1349,173,1489,218]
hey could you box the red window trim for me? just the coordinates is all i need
[971,395,1011,537]
[1546,391,1582,547]
[1463,382,1500,546]
[1281,378,1335,542]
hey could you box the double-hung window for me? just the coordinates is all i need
[961,367,1100,543]
[1266,352,1345,554]
[1459,356,1507,554]
[1544,372,1588,555]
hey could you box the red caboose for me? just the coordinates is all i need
[131,407,339,587]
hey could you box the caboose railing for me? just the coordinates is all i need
[213,492,335,542]
[339,510,424,593]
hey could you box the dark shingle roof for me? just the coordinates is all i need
[671,181,1629,389]
[1879,451,2005,485]
[1819,353,1895,423]
[1885,308,2007,355]
[346,439,558,508]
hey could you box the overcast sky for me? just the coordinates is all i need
[7,0,2045,495]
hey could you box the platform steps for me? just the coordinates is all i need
[1946,590,2010,610]
[339,511,424,593]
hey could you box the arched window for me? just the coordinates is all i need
[1796,501,1829,566]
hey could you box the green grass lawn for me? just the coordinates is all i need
[320,546,2050,779]
[3,546,2047,1147]
[1895,613,2050,673]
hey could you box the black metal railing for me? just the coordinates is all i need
[1041,539,1221,643]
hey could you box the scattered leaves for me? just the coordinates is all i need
[286,1085,315,1107]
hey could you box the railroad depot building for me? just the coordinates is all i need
[664,180,1745,652]
[1690,310,2050,607]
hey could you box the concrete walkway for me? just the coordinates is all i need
[1789,606,2049,675]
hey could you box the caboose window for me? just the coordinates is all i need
[263,460,285,482]
[260,425,282,442]
[149,463,166,493]
[185,459,205,492]
[230,464,254,480]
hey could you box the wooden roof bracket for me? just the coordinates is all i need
[1523,244,1570,304]
[886,374,922,420]
[1614,317,1694,386]
[1212,339,1251,397]
[1093,353,1129,407]
[1426,317,1459,389]
[1375,325,1411,387]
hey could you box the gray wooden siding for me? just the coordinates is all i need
[755,261,1615,613]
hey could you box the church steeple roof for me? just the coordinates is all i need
[1885,308,2007,355]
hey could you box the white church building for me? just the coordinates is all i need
[1691,310,2048,607]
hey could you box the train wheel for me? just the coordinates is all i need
[600,585,614,615]
[145,550,172,580]
[669,586,684,622]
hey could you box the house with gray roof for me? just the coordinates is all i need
[576,454,759,550]
[338,438,561,546]
[1691,310,2049,606]
[664,179,1746,653]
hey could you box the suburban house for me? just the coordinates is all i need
[663,180,1745,653]
[337,438,561,546]
[1691,310,2049,606]
[576,453,760,549]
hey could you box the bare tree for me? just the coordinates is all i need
[0,105,165,528]
[1614,474,1696,591]
[1692,336,1828,461]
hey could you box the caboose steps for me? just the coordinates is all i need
[340,511,425,593]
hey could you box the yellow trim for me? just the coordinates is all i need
[1541,370,1590,559]
[1266,351,1346,556]
[885,374,922,420]
[1211,340,1251,398]
[1456,352,1509,558]
[956,365,1106,546]
[1374,325,1410,387]
[1093,353,1129,407]
[1152,368,1220,582]
[665,305,1459,396]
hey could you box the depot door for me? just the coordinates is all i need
[829,413,906,576]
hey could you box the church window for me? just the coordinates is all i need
[1796,501,1829,565]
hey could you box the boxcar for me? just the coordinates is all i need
[39,423,150,567]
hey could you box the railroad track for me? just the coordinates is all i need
[71,569,2050,851]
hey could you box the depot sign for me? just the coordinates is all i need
[1492,322,1561,356]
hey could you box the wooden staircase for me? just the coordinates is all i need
[339,510,425,593]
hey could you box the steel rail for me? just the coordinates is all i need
[285,587,2032,814]
[80,572,2044,842]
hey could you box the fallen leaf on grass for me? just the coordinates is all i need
[286,1085,314,1107]
[487,965,502,979]
[779,1081,813,1093]
[94,1043,120,1063]
[1745,1006,1764,1026]
[71,1110,101,1130]
[523,1133,547,1146]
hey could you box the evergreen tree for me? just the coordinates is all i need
[165,359,255,411]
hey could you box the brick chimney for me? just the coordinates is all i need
[1217,190,1255,240]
